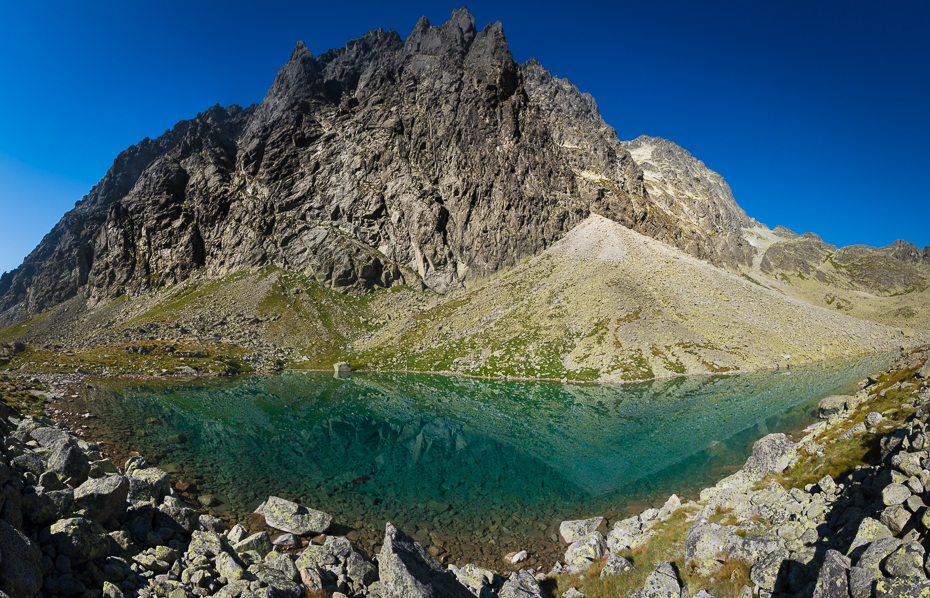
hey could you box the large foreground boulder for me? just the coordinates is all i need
[379,522,473,598]
[498,570,546,598]
[48,442,90,486]
[259,496,332,536]
[744,433,798,478]
[633,562,681,598]
[50,516,110,564]
[0,519,43,598]
[74,475,129,522]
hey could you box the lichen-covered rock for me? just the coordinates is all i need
[607,517,650,552]
[848,518,894,556]
[155,503,199,534]
[744,434,797,478]
[215,550,246,581]
[232,531,273,556]
[632,562,681,598]
[247,563,303,598]
[74,475,129,522]
[850,537,904,598]
[259,496,332,536]
[601,552,635,578]
[127,467,170,504]
[884,484,914,507]
[559,517,604,544]
[102,580,125,598]
[378,522,472,598]
[187,530,226,557]
[198,514,226,533]
[812,550,850,598]
[0,519,43,598]
[498,570,545,598]
[881,505,912,535]
[50,516,110,564]
[29,426,74,452]
[264,551,299,582]
[685,520,735,574]
[20,491,59,526]
[564,532,607,573]
[875,578,930,598]
[346,550,378,589]
[450,563,496,596]
[751,548,790,592]
[884,543,926,580]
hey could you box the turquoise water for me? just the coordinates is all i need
[87,353,891,563]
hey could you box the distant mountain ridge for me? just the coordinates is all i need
[0,8,927,363]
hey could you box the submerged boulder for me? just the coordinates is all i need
[379,522,472,598]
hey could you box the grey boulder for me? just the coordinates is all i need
[498,570,545,598]
[0,519,43,598]
[744,434,797,478]
[259,496,332,536]
[74,475,129,522]
[378,522,472,598]
[48,442,90,486]
[50,516,110,564]
[632,562,681,598]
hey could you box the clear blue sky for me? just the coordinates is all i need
[1,1,928,275]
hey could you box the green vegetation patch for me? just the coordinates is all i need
[4,341,253,376]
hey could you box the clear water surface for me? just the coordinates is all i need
[86,353,891,562]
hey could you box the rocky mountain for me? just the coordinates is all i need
[0,8,927,377]
[1,9,766,329]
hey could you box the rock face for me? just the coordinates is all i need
[0,8,784,329]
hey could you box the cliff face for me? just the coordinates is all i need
[2,9,912,329]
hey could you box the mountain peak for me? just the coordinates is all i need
[291,40,311,61]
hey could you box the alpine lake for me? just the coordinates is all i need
[79,353,892,569]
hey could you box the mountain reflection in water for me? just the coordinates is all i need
[88,353,891,558]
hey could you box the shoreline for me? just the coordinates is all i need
[0,346,926,597]
[19,352,886,574]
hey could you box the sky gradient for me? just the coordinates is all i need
[1,0,928,275]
